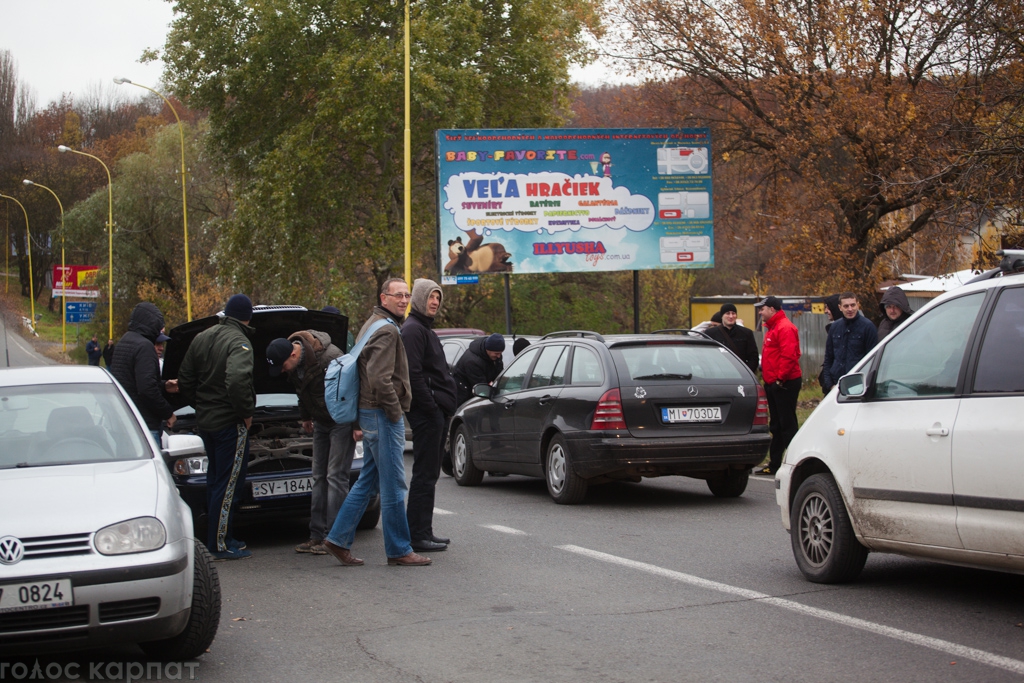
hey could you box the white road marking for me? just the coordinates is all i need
[433,508,455,515]
[481,524,528,536]
[558,545,1024,676]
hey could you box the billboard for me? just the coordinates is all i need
[53,265,100,290]
[436,128,712,276]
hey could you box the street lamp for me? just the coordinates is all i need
[114,77,193,321]
[23,179,67,352]
[0,194,35,331]
[58,145,115,340]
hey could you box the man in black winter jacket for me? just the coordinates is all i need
[705,304,759,375]
[109,302,177,441]
[822,292,878,390]
[401,278,458,553]
[453,333,505,407]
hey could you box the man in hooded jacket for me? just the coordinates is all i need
[109,302,177,442]
[877,286,913,340]
[265,329,355,555]
[401,278,458,553]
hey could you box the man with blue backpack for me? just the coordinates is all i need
[323,278,432,567]
[265,329,355,556]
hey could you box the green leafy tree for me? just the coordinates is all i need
[161,0,599,318]
[64,121,232,332]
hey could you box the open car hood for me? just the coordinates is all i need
[162,306,349,400]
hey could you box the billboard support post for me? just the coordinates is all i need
[633,270,640,334]
[504,273,512,335]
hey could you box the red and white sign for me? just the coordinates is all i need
[53,265,100,292]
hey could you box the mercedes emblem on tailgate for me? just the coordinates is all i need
[0,536,25,565]
[687,386,698,397]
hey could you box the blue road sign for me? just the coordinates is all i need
[65,301,97,323]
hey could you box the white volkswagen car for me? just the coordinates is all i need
[0,366,220,658]
[777,250,1024,583]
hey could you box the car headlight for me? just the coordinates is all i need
[173,455,208,475]
[95,517,166,555]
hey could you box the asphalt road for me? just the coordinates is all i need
[11,463,1022,682]
[0,312,54,368]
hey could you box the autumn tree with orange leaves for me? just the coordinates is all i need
[608,0,1024,293]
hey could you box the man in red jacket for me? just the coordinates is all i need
[757,296,802,475]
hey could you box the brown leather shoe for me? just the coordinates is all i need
[323,540,364,566]
[387,551,432,566]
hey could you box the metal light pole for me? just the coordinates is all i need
[58,145,114,340]
[114,78,192,321]
[0,195,35,330]
[403,0,412,289]
[23,180,66,351]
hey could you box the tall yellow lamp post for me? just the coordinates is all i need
[23,180,66,352]
[403,0,412,289]
[58,145,114,340]
[113,78,192,321]
[0,194,35,329]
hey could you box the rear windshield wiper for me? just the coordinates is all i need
[633,373,693,380]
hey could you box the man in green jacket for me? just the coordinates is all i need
[176,294,256,560]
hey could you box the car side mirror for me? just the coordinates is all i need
[838,373,866,397]
[162,433,205,458]
[472,383,494,399]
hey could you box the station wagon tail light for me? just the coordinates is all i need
[95,517,166,555]
[754,386,769,425]
[592,389,627,430]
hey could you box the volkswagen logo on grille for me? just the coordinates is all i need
[0,536,24,565]
[687,385,699,397]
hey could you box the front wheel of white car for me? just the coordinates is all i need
[790,473,868,584]
[141,540,222,660]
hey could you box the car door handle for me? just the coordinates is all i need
[538,395,554,405]
[925,426,949,437]
[504,399,516,410]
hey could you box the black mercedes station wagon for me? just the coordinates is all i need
[448,330,771,504]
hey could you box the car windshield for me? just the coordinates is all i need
[615,344,747,381]
[0,383,151,468]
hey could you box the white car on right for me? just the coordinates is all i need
[777,250,1024,583]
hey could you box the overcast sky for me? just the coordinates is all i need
[0,0,622,109]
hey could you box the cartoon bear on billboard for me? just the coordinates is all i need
[444,229,513,275]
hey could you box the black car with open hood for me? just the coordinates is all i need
[161,305,379,532]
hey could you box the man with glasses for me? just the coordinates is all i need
[324,278,432,567]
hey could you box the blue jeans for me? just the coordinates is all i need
[326,409,411,558]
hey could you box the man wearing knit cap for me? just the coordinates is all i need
[453,333,505,407]
[442,332,505,476]
[265,328,355,556]
[176,294,256,560]
[324,278,431,566]
[401,278,458,552]
[705,303,760,375]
